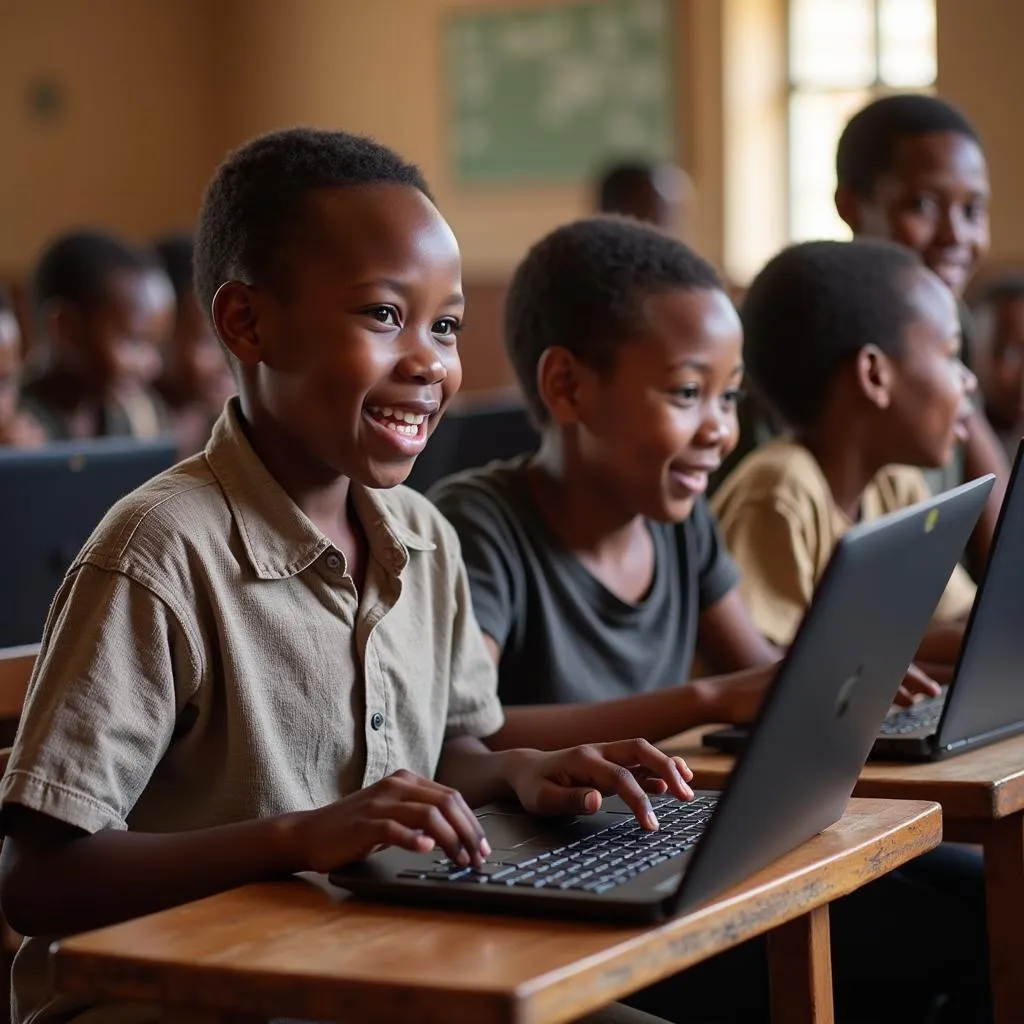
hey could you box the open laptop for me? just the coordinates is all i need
[0,436,177,646]
[707,445,1024,764]
[329,476,992,923]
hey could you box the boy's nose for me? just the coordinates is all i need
[398,333,446,384]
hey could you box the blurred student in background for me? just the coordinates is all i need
[596,160,694,241]
[0,286,45,448]
[970,275,1024,463]
[20,231,172,441]
[153,234,235,455]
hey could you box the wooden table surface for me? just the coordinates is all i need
[52,798,941,1024]
[664,726,1024,820]
[663,726,1024,1024]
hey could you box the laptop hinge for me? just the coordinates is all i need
[941,718,1024,752]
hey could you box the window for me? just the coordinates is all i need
[787,0,936,242]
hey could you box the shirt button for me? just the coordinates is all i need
[325,554,342,570]
[370,712,385,731]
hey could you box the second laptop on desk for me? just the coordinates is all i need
[707,440,1024,764]
[330,475,992,923]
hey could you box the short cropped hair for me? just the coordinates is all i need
[505,216,723,423]
[194,127,431,322]
[596,162,658,214]
[32,230,149,314]
[743,239,923,431]
[153,234,196,302]
[836,94,981,198]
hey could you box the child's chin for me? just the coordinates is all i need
[362,460,415,490]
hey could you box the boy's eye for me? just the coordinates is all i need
[432,316,462,340]
[963,200,985,223]
[366,306,400,327]
[909,195,939,216]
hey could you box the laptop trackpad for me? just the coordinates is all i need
[476,803,629,853]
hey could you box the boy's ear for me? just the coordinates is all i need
[43,299,80,352]
[834,185,863,234]
[211,281,263,367]
[854,344,894,410]
[536,346,584,425]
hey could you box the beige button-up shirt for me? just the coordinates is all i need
[2,399,503,1024]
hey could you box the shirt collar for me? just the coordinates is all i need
[205,399,434,580]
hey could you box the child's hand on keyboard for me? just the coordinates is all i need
[290,769,491,872]
[895,663,942,707]
[505,739,694,831]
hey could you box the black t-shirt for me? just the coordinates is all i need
[429,457,740,707]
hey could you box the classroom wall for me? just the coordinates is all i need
[211,0,710,279]
[0,0,216,274]
[3,2,1023,316]
[937,0,1024,271]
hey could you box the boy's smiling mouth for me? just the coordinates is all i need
[669,461,720,496]
[363,402,439,457]
[367,406,427,437]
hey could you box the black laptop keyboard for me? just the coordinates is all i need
[879,694,947,736]
[397,794,718,895]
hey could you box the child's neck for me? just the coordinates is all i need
[238,402,365,582]
[527,436,654,603]
[796,426,887,522]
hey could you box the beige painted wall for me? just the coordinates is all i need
[0,0,712,278]
[0,0,216,273]
[938,0,1024,269]
[211,0,710,277]
[2,0,1023,281]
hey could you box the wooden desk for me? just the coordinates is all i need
[51,798,939,1024]
[664,727,1024,1024]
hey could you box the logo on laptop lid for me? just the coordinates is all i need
[835,666,864,719]
[925,509,939,533]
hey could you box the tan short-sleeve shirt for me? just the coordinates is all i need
[711,438,977,647]
[1,399,503,1024]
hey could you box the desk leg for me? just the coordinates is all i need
[767,905,834,1024]
[983,814,1024,1024]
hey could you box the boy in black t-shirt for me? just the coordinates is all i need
[431,218,784,746]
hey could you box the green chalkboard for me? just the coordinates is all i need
[446,0,675,183]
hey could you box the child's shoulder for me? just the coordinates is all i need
[712,437,826,511]
[76,452,227,572]
[427,456,531,523]
[871,463,933,511]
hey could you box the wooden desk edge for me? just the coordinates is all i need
[52,800,941,1024]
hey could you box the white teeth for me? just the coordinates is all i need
[381,420,419,437]
[369,407,426,425]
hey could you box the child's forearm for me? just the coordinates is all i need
[434,736,523,807]
[0,805,306,938]
[915,619,965,666]
[483,667,773,752]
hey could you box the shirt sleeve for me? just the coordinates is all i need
[430,481,524,652]
[716,495,817,647]
[687,497,741,610]
[0,563,200,835]
[442,537,505,742]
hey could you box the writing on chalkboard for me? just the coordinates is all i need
[447,0,674,183]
